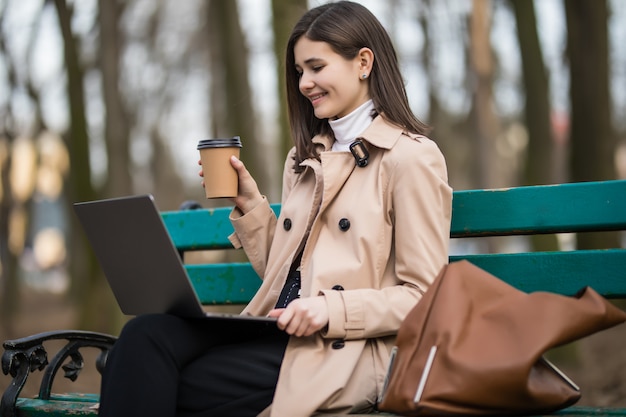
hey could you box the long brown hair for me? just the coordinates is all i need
[285,1,429,172]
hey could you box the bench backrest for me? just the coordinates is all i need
[161,179,626,304]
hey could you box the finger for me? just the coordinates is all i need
[267,308,285,318]
[284,308,312,336]
[302,324,318,337]
[296,313,325,337]
[301,319,321,337]
[230,155,243,170]
[230,156,251,180]
[276,309,294,331]
[285,317,306,336]
[295,322,314,337]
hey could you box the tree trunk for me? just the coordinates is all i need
[99,0,132,198]
[565,0,615,183]
[150,126,187,208]
[468,0,500,190]
[206,0,267,201]
[512,0,554,186]
[0,13,19,335]
[1,3,51,336]
[52,0,101,330]
[0,139,18,336]
[511,0,559,252]
[420,0,464,189]
[467,0,502,254]
[564,0,619,249]
[271,0,307,165]
[93,0,129,333]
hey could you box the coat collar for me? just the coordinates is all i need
[311,114,420,152]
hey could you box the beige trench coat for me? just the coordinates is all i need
[229,115,452,416]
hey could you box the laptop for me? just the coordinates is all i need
[73,194,276,327]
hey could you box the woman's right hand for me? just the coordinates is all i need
[198,156,263,214]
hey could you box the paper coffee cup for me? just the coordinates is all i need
[198,136,242,198]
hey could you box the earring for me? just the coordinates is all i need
[362,73,368,79]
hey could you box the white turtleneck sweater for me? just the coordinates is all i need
[329,99,376,152]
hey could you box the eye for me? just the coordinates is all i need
[312,65,324,73]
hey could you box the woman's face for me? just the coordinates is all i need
[294,37,371,120]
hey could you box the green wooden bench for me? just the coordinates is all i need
[2,179,626,417]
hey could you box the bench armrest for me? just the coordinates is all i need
[1,330,117,417]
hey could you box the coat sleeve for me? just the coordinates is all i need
[391,137,452,298]
[228,148,298,279]
[320,137,452,340]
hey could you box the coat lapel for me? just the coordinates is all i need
[319,151,357,213]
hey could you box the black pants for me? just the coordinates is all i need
[98,314,288,417]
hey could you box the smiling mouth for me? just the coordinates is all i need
[309,93,327,104]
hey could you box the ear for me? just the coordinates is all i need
[357,47,374,78]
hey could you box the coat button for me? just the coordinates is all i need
[283,218,292,231]
[332,339,345,350]
[338,218,350,231]
[332,285,344,291]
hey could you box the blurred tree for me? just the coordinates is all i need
[271,0,307,167]
[511,0,555,186]
[564,0,620,250]
[0,139,16,335]
[510,0,559,252]
[418,2,476,192]
[468,0,501,190]
[150,126,187,206]
[203,0,262,263]
[419,0,465,191]
[206,0,267,198]
[118,1,187,209]
[468,0,511,254]
[100,0,132,199]
[565,0,615,183]
[0,3,48,336]
[418,1,435,126]
[52,0,101,330]
[90,0,129,333]
[0,2,20,336]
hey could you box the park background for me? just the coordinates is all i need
[1,0,626,406]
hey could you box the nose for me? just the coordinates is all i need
[299,72,314,92]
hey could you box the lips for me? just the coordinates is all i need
[308,92,327,106]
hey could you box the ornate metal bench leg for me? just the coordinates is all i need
[1,330,117,417]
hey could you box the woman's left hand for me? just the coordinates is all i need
[268,296,329,337]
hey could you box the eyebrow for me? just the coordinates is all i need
[296,57,324,68]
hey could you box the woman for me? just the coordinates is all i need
[98,2,451,416]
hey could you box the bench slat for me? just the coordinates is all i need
[452,249,626,298]
[451,180,626,237]
[162,205,281,251]
[163,180,626,249]
[553,408,626,416]
[186,249,626,304]
[12,397,626,417]
[15,396,98,416]
[161,208,235,251]
[186,264,261,304]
